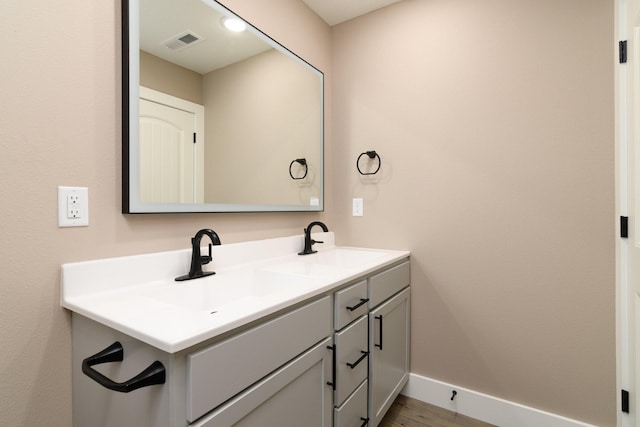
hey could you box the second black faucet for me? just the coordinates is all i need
[298,221,328,255]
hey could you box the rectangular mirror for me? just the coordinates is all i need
[122,0,324,213]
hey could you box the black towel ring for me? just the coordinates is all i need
[289,158,308,180]
[357,151,381,175]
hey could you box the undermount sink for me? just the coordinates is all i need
[143,269,318,313]
[305,247,386,268]
[261,247,387,277]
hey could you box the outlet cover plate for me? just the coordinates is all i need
[58,186,89,227]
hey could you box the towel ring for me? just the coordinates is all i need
[357,151,381,175]
[289,158,308,180]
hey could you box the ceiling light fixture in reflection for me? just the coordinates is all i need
[222,17,247,32]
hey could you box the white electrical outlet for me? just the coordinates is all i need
[352,198,364,216]
[67,194,80,218]
[58,186,89,227]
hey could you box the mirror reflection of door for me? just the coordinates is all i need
[139,87,205,203]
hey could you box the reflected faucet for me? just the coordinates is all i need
[175,229,222,281]
[298,221,329,255]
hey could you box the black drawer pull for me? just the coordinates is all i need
[374,315,383,349]
[346,351,369,369]
[359,417,370,427]
[81,342,166,393]
[326,345,336,391]
[346,298,369,312]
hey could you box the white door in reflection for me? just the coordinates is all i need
[139,87,205,204]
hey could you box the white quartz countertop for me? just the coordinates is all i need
[61,232,409,353]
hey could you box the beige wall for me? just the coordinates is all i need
[331,0,615,425]
[0,0,330,425]
[0,0,615,426]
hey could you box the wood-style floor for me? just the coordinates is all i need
[379,395,497,427]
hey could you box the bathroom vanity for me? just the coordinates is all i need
[62,233,410,427]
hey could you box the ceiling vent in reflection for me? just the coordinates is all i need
[162,31,205,51]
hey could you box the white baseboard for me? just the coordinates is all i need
[401,373,596,427]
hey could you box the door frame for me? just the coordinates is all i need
[617,0,632,426]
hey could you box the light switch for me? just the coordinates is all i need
[352,198,363,217]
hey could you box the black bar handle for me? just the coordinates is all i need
[326,345,336,391]
[346,298,369,312]
[346,351,369,369]
[359,417,369,427]
[81,342,166,393]
[374,315,383,349]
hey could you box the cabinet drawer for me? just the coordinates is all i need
[334,280,368,331]
[334,380,368,427]
[186,296,331,422]
[368,261,410,308]
[335,315,368,406]
[193,338,333,427]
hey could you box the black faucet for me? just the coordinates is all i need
[298,221,329,255]
[175,229,222,281]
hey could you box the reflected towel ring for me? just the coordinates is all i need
[357,151,381,175]
[289,158,308,180]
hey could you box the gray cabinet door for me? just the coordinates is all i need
[368,288,410,427]
[195,337,333,427]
